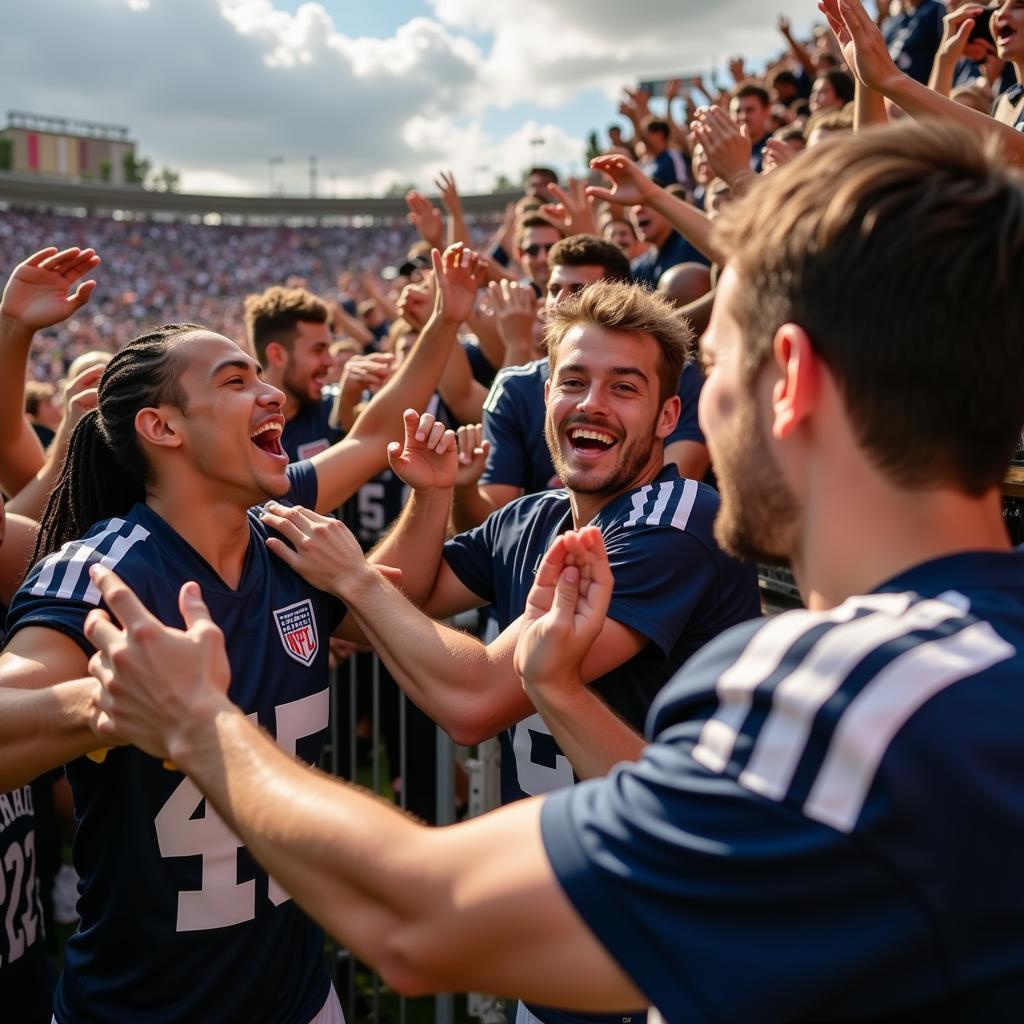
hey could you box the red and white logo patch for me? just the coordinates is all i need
[273,599,319,666]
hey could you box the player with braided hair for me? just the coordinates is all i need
[0,242,485,1024]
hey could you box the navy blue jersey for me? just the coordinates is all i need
[463,339,498,390]
[0,785,54,1024]
[542,549,1024,1022]
[883,0,944,83]
[4,461,345,1024]
[630,230,710,286]
[445,468,759,1024]
[481,359,705,493]
[281,393,343,462]
[342,468,410,551]
[444,465,760,804]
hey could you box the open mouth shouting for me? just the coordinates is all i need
[566,423,619,460]
[997,22,1018,50]
[250,417,288,464]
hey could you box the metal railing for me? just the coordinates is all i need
[324,650,502,1024]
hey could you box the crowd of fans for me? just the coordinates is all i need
[1,1,1023,1022]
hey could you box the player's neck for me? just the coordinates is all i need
[567,452,664,528]
[146,487,253,591]
[792,483,1010,612]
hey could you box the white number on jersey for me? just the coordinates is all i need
[512,712,575,796]
[0,833,39,966]
[155,689,329,932]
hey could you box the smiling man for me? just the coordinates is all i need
[244,285,341,461]
[0,243,481,1024]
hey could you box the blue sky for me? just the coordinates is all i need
[1,0,830,196]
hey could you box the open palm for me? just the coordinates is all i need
[1,247,101,331]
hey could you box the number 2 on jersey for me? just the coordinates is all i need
[154,690,329,932]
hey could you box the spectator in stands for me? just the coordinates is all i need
[769,68,805,105]
[24,382,62,449]
[601,218,646,260]
[630,190,711,288]
[525,167,559,201]
[993,0,1024,128]
[729,84,774,172]
[883,0,946,83]
[244,286,341,461]
[810,68,856,112]
[639,118,688,186]
[805,106,856,147]
[516,215,563,296]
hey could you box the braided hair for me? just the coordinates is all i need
[34,324,201,562]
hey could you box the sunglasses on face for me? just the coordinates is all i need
[522,243,555,257]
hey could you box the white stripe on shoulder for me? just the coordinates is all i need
[81,524,152,604]
[482,359,546,413]
[624,484,655,528]
[644,482,675,526]
[804,620,1014,832]
[737,595,969,802]
[30,519,150,605]
[31,519,127,598]
[669,477,700,531]
[691,593,912,775]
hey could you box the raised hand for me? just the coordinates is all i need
[487,279,539,360]
[340,352,396,401]
[818,0,903,93]
[938,4,988,64]
[433,243,486,326]
[61,363,104,433]
[664,78,683,102]
[762,138,798,174]
[690,106,753,186]
[778,14,793,36]
[434,170,463,215]
[1,247,101,333]
[587,153,657,208]
[541,178,599,237]
[513,527,613,687]
[386,408,457,491]
[454,423,490,489]
[728,55,748,83]
[405,190,444,249]
[84,567,232,762]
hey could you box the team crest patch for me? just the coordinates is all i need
[273,599,319,666]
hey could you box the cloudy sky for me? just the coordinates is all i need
[4,0,829,197]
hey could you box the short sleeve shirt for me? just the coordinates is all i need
[542,550,1024,1022]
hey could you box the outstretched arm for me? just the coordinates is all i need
[820,0,1024,167]
[310,245,484,512]
[85,569,645,1009]
[588,155,721,263]
[0,246,100,496]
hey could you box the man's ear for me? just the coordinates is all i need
[543,376,551,407]
[770,323,819,440]
[135,406,183,451]
[264,341,289,369]
[656,395,681,440]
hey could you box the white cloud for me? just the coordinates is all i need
[2,0,835,196]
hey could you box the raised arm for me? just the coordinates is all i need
[310,245,484,512]
[588,154,722,264]
[0,246,100,496]
[778,15,819,78]
[821,0,1024,167]
[84,569,644,1010]
[435,171,471,249]
[8,364,103,522]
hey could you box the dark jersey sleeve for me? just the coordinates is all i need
[601,522,718,658]
[539,625,930,1023]
[285,459,320,509]
[666,362,706,446]
[463,340,498,389]
[441,514,502,605]
[481,372,532,489]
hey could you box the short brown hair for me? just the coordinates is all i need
[244,286,328,363]
[516,214,565,250]
[549,234,632,282]
[25,380,55,416]
[713,121,1024,494]
[543,280,693,405]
